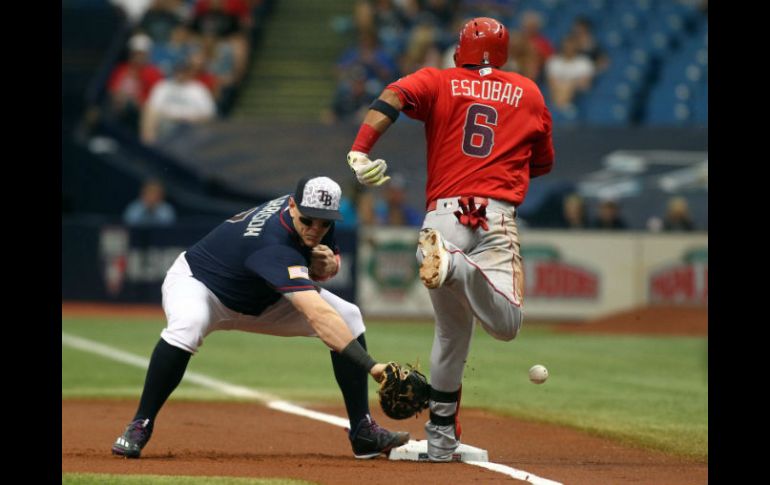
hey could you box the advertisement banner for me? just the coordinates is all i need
[519,232,636,319]
[356,226,431,317]
[640,236,708,306]
[356,228,707,320]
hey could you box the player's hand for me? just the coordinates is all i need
[369,362,388,383]
[309,244,338,281]
[347,151,391,187]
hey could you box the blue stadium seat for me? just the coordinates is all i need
[630,29,677,61]
[561,0,606,25]
[644,86,692,125]
[597,28,627,51]
[550,104,580,125]
[582,93,631,125]
[691,82,708,125]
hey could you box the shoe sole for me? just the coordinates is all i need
[111,446,141,458]
[353,432,410,459]
[418,229,448,289]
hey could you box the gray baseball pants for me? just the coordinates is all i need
[418,197,524,393]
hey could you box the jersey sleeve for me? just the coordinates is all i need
[386,67,441,121]
[529,103,555,178]
[244,245,316,293]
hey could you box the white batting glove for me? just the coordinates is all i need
[347,150,391,186]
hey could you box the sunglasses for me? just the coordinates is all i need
[299,216,333,228]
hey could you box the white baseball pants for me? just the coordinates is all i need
[160,252,366,353]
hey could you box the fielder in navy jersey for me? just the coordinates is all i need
[111,175,409,460]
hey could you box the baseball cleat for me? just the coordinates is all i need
[111,418,153,458]
[425,419,461,462]
[418,228,450,289]
[349,415,410,459]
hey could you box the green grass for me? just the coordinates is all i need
[62,316,707,459]
[62,473,317,485]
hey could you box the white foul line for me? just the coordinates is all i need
[62,332,562,485]
[467,461,563,485]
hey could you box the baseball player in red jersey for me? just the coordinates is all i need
[345,17,554,461]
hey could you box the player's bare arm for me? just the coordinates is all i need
[285,290,355,351]
[285,291,386,381]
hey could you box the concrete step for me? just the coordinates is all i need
[233,0,354,119]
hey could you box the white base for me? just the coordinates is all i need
[388,439,488,463]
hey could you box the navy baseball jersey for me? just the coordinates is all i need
[184,195,338,316]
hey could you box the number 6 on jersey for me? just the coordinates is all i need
[462,104,498,158]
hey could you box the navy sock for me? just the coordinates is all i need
[134,338,192,423]
[331,333,371,432]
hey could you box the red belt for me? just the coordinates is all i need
[427,196,489,212]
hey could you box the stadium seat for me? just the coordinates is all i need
[644,86,692,125]
[582,93,631,125]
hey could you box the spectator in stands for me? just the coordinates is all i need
[336,30,399,96]
[440,17,469,68]
[140,57,217,144]
[569,16,609,73]
[106,33,165,131]
[559,193,589,229]
[190,0,252,82]
[519,10,554,81]
[139,0,186,44]
[338,181,376,229]
[374,173,422,227]
[545,33,595,111]
[370,0,413,58]
[353,0,376,33]
[325,65,378,124]
[591,198,627,230]
[458,0,514,22]
[503,29,540,80]
[196,32,238,113]
[418,0,457,29]
[325,30,398,123]
[399,24,443,74]
[150,25,194,77]
[663,196,696,231]
[123,179,177,227]
[188,49,218,96]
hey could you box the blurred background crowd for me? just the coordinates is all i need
[63,0,707,234]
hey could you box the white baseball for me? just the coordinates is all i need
[529,364,548,384]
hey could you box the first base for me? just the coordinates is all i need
[388,440,488,462]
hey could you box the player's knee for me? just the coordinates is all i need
[163,305,212,353]
[489,308,522,342]
[495,326,518,342]
[505,308,523,340]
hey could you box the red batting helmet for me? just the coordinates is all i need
[453,17,509,68]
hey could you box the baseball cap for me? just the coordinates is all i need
[294,176,343,221]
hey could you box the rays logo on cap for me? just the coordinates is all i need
[295,176,343,220]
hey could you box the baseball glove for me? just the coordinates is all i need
[378,361,430,420]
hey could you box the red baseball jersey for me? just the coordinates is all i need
[386,66,554,207]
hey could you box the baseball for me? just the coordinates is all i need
[529,365,548,384]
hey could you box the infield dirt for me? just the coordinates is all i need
[63,303,707,484]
